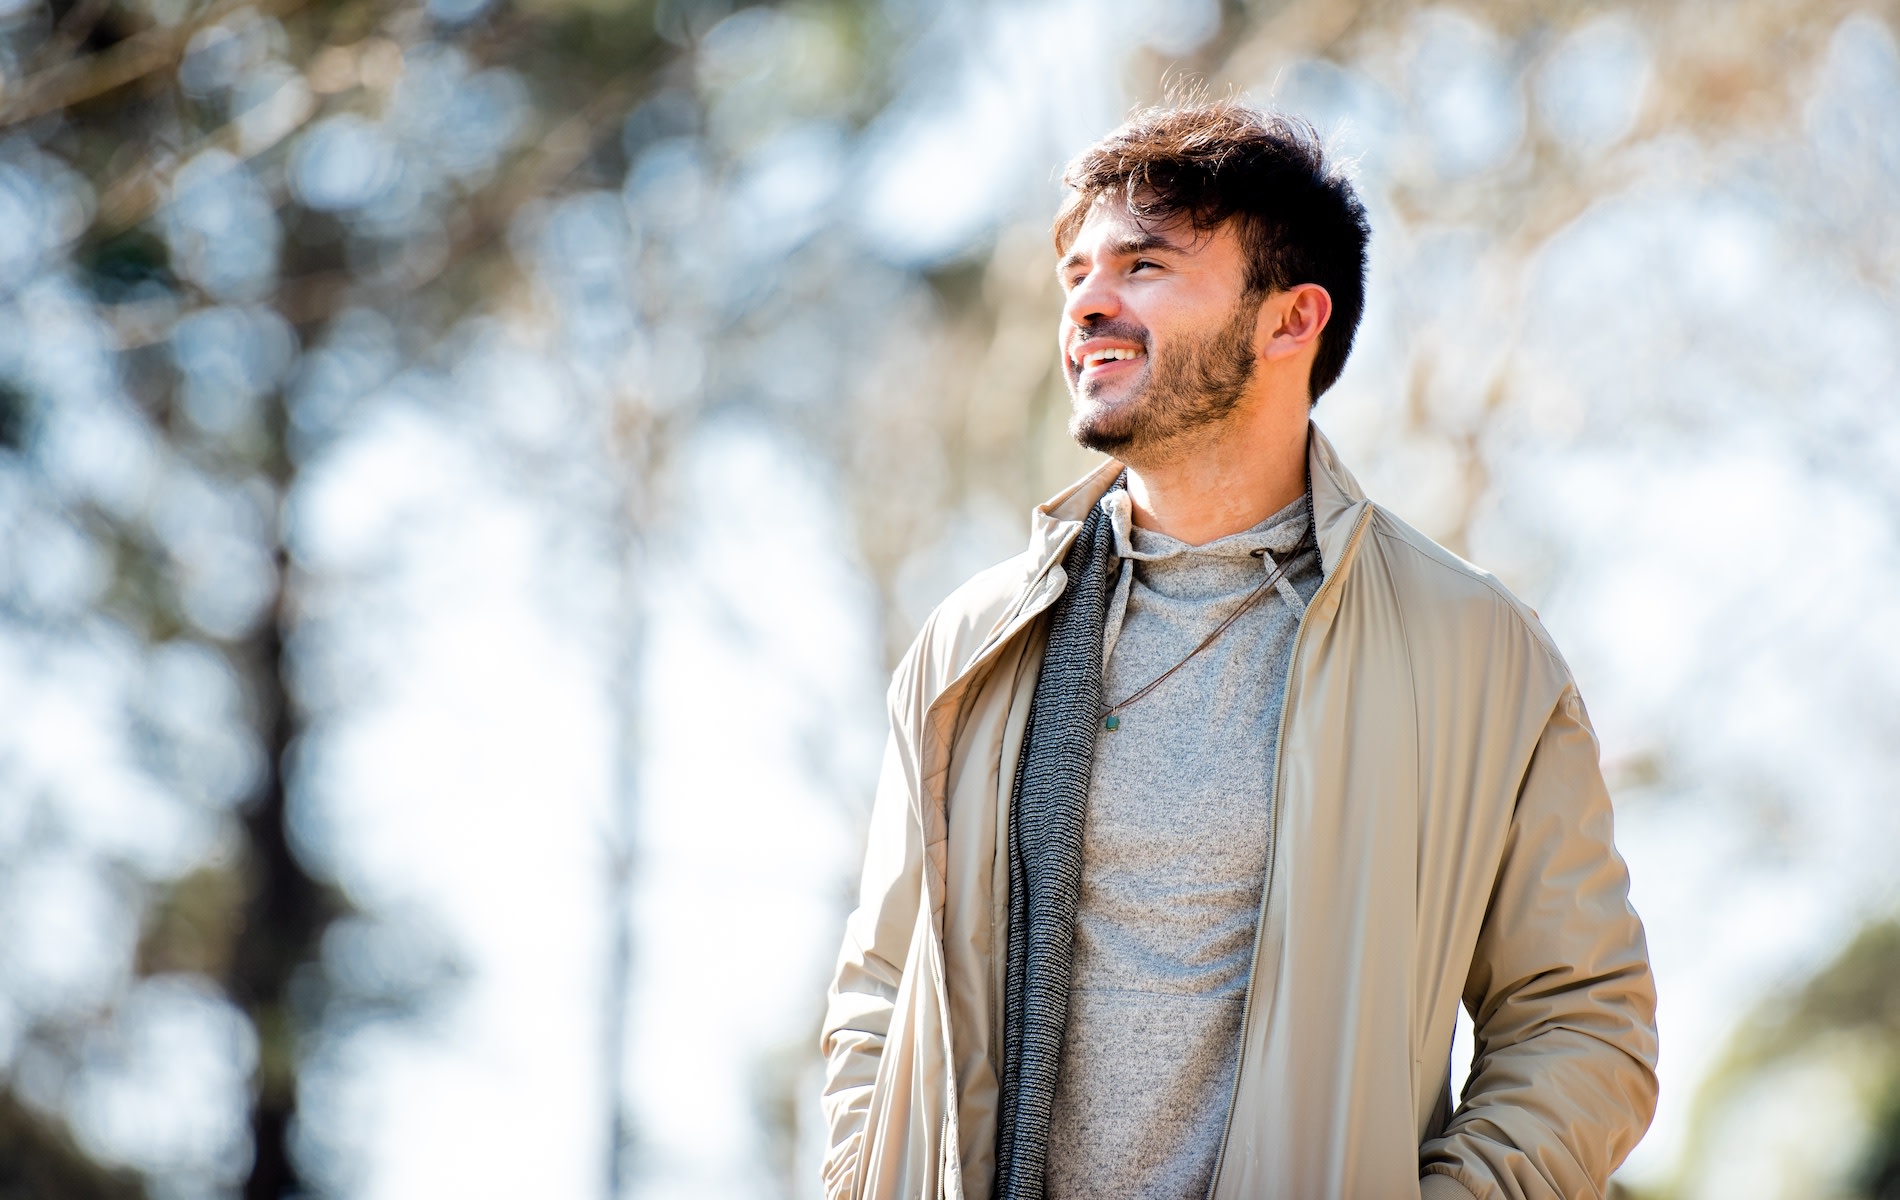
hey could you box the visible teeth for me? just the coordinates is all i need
[1081,347,1140,369]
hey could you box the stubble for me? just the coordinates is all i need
[1068,293,1264,463]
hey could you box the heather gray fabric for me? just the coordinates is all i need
[1045,491,1321,1200]
[995,488,1119,1200]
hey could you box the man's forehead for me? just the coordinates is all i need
[1081,196,1195,240]
[1059,201,1215,265]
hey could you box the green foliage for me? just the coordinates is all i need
[1670,921,1900,1198]
[1725,921,1900,1079]
[1791,923,1900,1045]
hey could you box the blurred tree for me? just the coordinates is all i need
[2,0,678,1190]
[0,1094,142,1200]
[1664,921,1900,1198]
[5,0,1900,1195]
[1861,1081,1900,1200]
[4,0,903,1191]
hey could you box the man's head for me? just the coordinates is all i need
[1054,102,1370,463]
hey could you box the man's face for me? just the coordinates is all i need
[1057,198,1264,462]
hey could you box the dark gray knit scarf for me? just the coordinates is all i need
[995,490,1119,1200]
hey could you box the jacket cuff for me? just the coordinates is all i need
[1420,1170,1481,1200]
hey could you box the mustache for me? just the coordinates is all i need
[1070,323,1151,360]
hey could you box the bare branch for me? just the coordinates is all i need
[0,0,315,128]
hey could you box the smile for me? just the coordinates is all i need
[1073,344,1146,375]
[1082,347,1141,369]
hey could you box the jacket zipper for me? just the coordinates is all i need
[1204,501,1376,1197]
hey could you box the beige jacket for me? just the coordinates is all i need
[821,424,1658,1200]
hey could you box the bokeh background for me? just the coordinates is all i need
[2,0,1899,1196]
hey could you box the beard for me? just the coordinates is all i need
[1066,293,1262,462]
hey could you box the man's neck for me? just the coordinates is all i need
[1122,405,1310,547]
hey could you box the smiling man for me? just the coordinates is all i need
[822,102,1658,1200]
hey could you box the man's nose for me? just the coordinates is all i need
[1063,268,1120,327]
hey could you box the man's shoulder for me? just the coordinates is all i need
[1364,505,1570,680]
[892,548,1045,702]
[886,461,1113,716]
[931,548,1044,640]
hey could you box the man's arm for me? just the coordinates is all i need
[1419,687,1660,1200]
[819,726,924,1200]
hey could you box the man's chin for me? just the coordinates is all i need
[1068,405,1141,457]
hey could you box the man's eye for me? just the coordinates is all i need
[1131,259,1161,273]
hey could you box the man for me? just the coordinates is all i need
[821,101,1657,1200]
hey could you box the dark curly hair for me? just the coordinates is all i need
[1054,100,1371,402]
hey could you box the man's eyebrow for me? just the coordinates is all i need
[1056,230,1184,278]
[1111,230,1182,256]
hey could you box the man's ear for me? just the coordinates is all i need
[1260,284,1333,361]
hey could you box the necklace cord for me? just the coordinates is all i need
[1102,529,1315,719]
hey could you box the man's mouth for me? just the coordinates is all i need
[1073,344,1146,377]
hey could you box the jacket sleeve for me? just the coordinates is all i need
[819,720,925,1200]
[1418,687,1660,1200]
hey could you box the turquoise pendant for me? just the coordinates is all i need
[1103,714,1120,731]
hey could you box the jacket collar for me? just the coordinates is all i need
[1304,421,1372,575]
[1025,421,1371,581]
